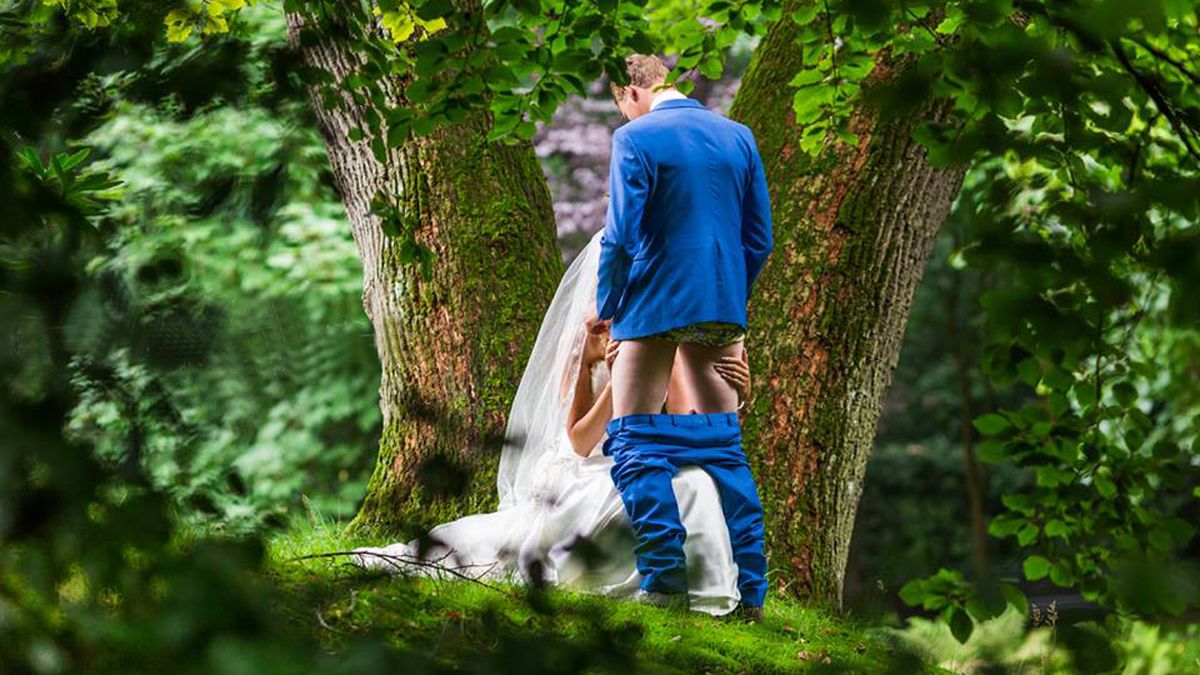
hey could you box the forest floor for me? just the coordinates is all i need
[265,517,947,674]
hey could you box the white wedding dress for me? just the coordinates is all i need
[353,231,742,615]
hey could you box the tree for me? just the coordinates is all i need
[283,2,563,532]
[727,16,966,609]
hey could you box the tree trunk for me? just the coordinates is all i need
[728,17,968,609]
[285,8,562,534]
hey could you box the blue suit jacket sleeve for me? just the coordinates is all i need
[741,134,773,295]
[597,130,651,320]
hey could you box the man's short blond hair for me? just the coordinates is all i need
[610,54,669,102]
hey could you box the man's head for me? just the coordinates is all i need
[610,54,671,121]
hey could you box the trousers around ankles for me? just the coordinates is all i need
[603,412,768,607]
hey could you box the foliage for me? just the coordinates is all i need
[903,155,1200,640]
[844,0,1200,639]
[58,17,380,532]
[886,602,1200,674]
[165,0,257,42]
[1,69,394,675]
[883,604,1070,673]
[1,3,380,532]
[40,0,118,28]
[904,126,1198,646]
[16,147,123,214]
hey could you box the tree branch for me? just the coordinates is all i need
[287,549,510,594]
[1124,35,1200,87]
[1110,39,1200,165]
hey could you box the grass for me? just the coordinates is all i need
[265,513,941,674]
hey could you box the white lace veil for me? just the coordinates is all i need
[496,230,603,510]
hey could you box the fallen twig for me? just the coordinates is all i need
[287,549,511,594]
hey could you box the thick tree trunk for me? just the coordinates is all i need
[285,9,561,534]
[729,17,968,609]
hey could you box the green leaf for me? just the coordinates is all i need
[948,606,974,644]
[1017,357,1042,386]
[19,148,46,177]
[1075,382,1098,409]
[897,578,929,607]
[1035,465,1068,487]
[416,0,453,20]
[59,147,91,171]
[791,6,819,25]
[386,122,410,147]
[1112,382,1137,407]
[699,56,723,80]
[515,121,537,140]
[973,413,1011,435]
[988,514,1025,537]
[1044,519,1070,539]
[935,12,963,34]
[977,439,1008,462]
[484,65,520,90]
[965,595,999,623]
[788,69,825,88]
[1024,555,1051,581]
[1002,584,1028,616]
[1147,529,1173,552]
[1049,562,1074,587]
[412,117,437,137]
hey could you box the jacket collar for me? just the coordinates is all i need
[648,98,706,113]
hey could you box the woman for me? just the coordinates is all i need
[353,231,753,616]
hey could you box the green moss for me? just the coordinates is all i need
[268,518,944,674]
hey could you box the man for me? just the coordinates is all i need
[597,54,774,622]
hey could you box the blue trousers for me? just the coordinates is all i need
[603,412,768,607]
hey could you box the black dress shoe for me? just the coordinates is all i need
[632,588,690,611]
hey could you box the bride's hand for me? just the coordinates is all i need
[714,351,751,405]
[582,314,611,365]
[582,331,607,366]
[605,338,621,370]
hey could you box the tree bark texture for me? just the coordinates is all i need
[729,14,969,609]
[285,7,562,534]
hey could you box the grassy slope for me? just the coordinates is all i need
[266,517,942,674]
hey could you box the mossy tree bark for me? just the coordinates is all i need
[285,6,562,534]
[729,16,968,609]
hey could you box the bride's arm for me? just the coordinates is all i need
[566,362,614,457]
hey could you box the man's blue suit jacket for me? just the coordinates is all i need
[596,97,773,341]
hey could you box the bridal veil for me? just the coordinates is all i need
[496,231,603,509]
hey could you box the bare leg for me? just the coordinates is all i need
[673,341,743,414]
[610,339,677,417]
